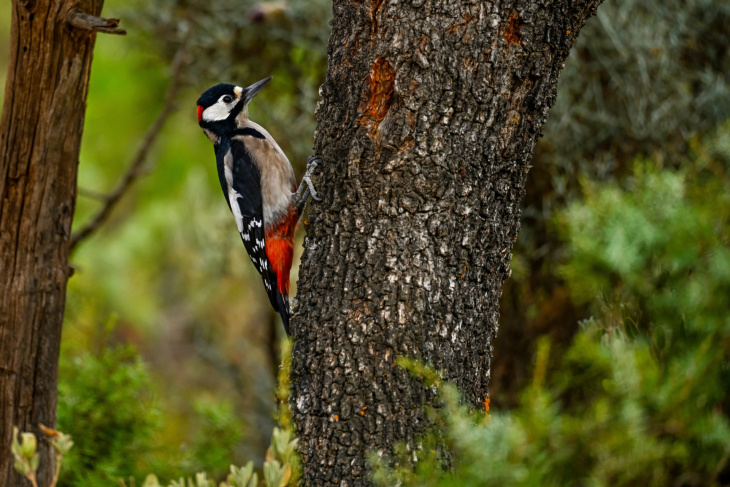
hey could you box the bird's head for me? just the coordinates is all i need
[196,77,271,137]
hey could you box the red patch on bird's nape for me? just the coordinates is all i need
[265,206,299,296]
[197,105,204,122]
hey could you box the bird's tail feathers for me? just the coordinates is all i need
[264,284,290,335]
[275,290,290,335]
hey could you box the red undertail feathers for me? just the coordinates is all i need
[265,205,298,295]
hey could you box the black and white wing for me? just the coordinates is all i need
[215,139,282,315]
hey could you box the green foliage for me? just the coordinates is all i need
[542,0,730,189]
[137,427,299,487]
[558,125,730,362]
[183,399,244,476]
[53,319,299,486]
[136,343,300,487]
[11,426,74,487]
[373,128,730,486]
[57,342,159,486]
[226,463,259,487]
[56,322,265,485]
[262,428,298,487]
[11,427,40,483]
[11,408,296,487]
[275,339,294,432]
[498,0,730,407]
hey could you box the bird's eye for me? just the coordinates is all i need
[222,95,233,103]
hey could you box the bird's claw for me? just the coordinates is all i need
[294,155,323,215]
[303,156,322,202]
[303,176,322,202]
[306,155,322,169]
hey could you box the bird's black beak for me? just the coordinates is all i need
[244,77,272,103]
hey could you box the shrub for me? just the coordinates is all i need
[57,344,159,486]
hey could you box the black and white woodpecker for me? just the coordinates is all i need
[196,77,320,335]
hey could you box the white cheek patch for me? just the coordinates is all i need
[203,101,233,122]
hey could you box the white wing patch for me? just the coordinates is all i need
[230,191,244,233]
[224,164,244,233]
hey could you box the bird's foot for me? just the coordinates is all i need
[293,156,322,216]
[303,156,322,202]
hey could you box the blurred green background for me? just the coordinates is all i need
[1,0,729,485]
[59,1,331,484]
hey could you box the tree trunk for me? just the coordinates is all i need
[0,0,107,484]
[291,0,603,485]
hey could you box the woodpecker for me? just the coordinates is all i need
[196,77,320,335]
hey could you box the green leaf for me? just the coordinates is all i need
[141,474,161,487]
[227,462,256,487]
[263,460,286,487]
[13,458,29,477]
[19,432,37,460]
[10,426,21,457]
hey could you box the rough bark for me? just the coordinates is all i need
[0,0,107,483]
[291,0,603,485]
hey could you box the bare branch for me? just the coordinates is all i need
[67,10,127,35]
[71,46,189,250]
[77,187,110,201]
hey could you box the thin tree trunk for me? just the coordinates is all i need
[291,0,603,485]
[0,0,110,483]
